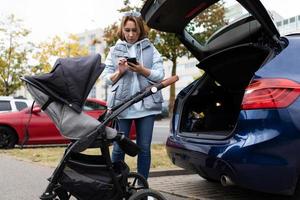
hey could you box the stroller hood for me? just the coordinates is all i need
[24,54,105,113]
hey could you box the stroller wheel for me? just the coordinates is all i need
[128,189,167,200]
[127,172,149,194]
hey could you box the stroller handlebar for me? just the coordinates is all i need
[160,75,179,88]
[106,76,179,156]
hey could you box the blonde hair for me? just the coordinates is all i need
[117,15,148,41]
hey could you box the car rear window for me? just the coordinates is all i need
[0,101,12,111]
[185,0,249,45]
[15,101,29,111]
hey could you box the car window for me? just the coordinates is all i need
[15,101,29,111]
[83,101,106,111]
[185,0,249,45]
[0,100,12,111]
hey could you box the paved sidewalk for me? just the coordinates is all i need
[148,173,293,200]
[0,154,295,200]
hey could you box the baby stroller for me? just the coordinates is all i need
[21,54,178,200]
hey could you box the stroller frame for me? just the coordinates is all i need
[22,69,178,200]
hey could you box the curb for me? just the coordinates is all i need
[149,169,195,177]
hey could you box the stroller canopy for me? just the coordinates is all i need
[24,54,105,113]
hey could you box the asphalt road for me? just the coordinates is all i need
[152,119,170,144]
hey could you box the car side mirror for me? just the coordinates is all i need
[32,107,42,114]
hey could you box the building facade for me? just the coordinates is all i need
[276,15,300,35]
[76,28,107,100]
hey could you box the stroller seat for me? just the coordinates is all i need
[27,84,101,141]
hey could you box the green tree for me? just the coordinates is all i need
[103,22,119,57]
[148,31,187,111]
[33,34,88,73]
[0,14,32,96]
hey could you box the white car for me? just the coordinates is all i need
[0,96,33,113]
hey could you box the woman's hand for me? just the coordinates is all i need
[127,62,151,77]
[127,61,143,73]
[118,57,128,74]
[109,57,128,83]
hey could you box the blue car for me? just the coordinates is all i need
[141,0,300,196]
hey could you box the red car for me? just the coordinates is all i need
[0,98,136,148]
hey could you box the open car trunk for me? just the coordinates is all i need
[179,44,273,139]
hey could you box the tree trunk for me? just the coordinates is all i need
[4,81,9,96]
[169,58,177,115]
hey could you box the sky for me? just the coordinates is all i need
[0,0,142,43]
[1,0,300,44]
[260,0,300,18]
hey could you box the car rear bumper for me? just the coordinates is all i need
[166,135,297,195]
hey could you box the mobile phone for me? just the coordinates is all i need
[127,57,138,64]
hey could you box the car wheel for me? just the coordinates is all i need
[0,126,17,149]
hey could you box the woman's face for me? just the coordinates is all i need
[123,20,139,44]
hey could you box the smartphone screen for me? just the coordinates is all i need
[127,57,137,64]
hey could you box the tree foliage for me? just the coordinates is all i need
[103,22,119,56]
[187,2,226,43]
[33,34,88,73]
[0,14,32,96]
[148,31,187,111]
[102,0,138,56]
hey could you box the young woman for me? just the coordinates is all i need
[102,11,164,180]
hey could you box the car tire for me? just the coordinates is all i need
[0,126,17,149]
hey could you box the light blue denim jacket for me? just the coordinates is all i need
[102,38,165,118]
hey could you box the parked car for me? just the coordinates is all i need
[142,0,300,196]
[0,98,136,148]
[0,96,33,113]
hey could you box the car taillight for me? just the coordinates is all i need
[241,79,300,110]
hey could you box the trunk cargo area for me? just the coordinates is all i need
[179,44,272,138]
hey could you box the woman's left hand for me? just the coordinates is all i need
[127,62,151,77]
[127,62,143,73]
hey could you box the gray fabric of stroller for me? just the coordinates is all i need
[27,84,117,140]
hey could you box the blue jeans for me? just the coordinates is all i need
[111,115,156,179]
